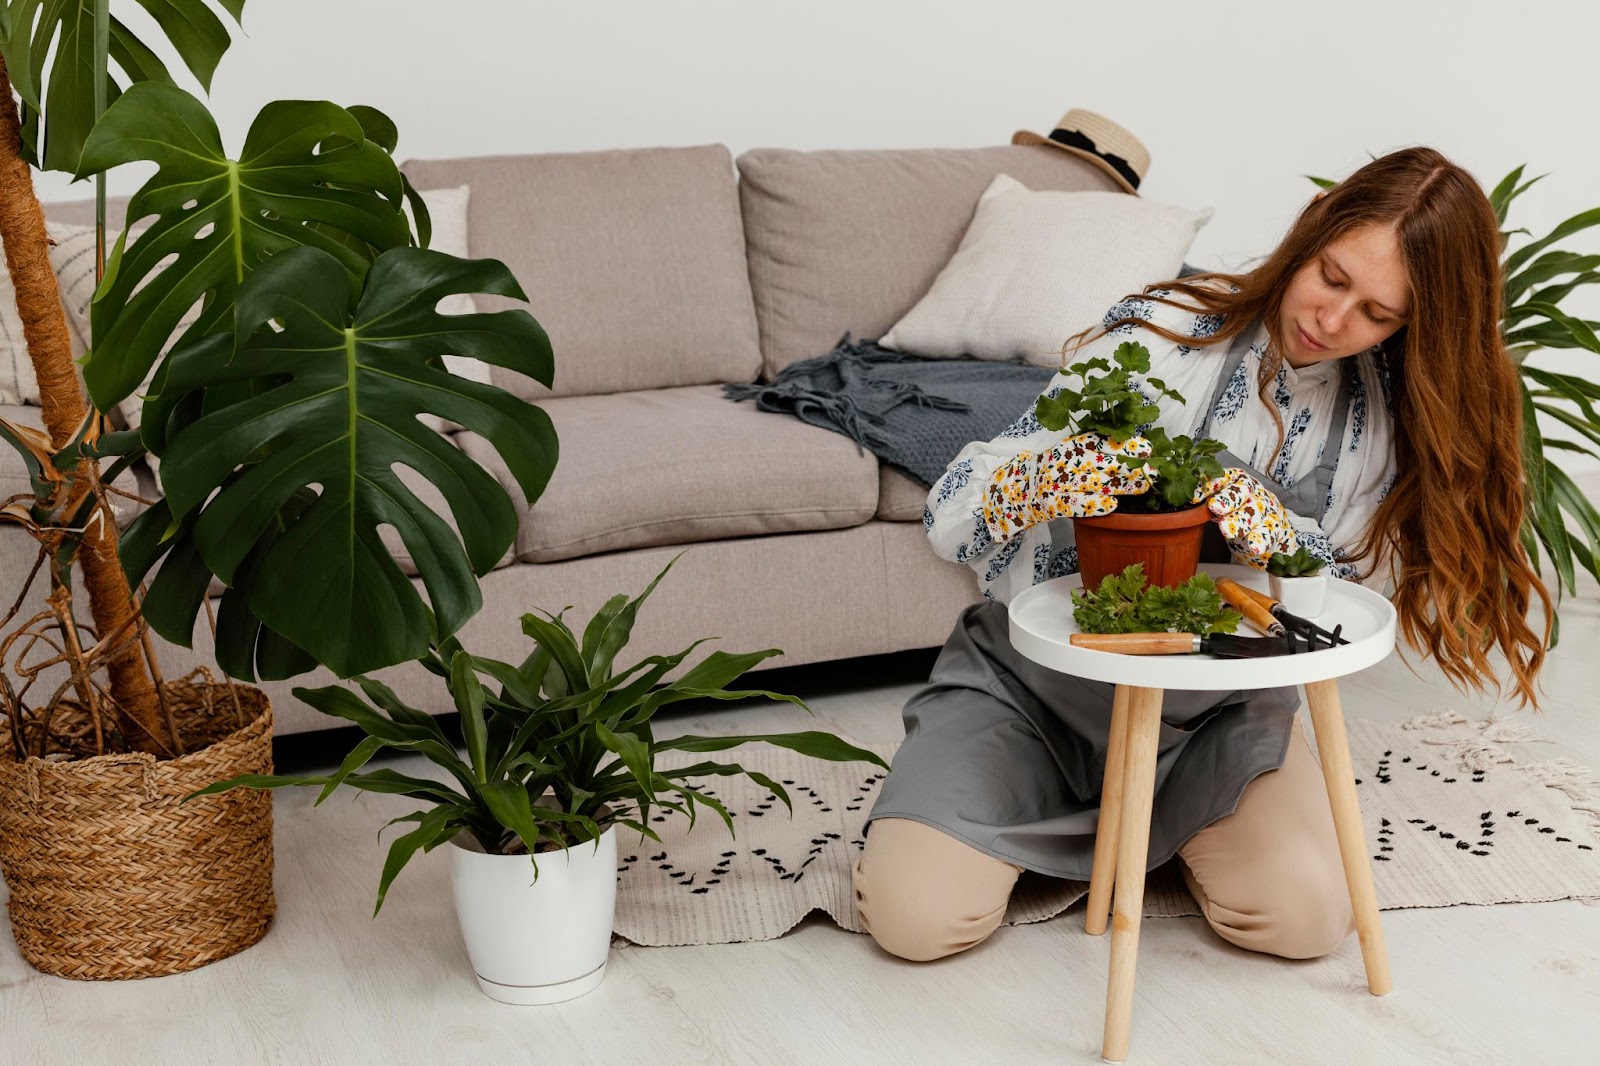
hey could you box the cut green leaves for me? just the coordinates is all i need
[1071,564,1242,636]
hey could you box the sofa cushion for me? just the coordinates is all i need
[454,385,880,563]
[876,464,931,522]
[737,145,1125,379]
[402,147,763,400]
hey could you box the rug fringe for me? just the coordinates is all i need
[1402,708,1600,846]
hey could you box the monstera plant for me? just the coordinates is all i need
[1310,165,1600,643]
[78,82,557,678]
[0,0,555,980]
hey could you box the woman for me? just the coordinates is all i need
[852,147,1553,964]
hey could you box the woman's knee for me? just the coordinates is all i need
[1184,844,1353,959]
[853,817,1023,962]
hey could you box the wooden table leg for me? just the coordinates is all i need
[1304,678,1393,996]
[1102,686,1163,1063]
[1085,684,1132,936]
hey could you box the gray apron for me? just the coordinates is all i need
[865,322,1355,879]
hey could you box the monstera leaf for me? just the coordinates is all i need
[74,81,415,408]
[122,245,558,678]
[0,0,246,173]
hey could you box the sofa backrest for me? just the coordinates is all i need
[736,146,1124,379]
[403,146,763,400]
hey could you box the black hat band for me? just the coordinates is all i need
[1048,128,1141,191]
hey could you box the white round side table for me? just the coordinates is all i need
[1008,563,1398,1063]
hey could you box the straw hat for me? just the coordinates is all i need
[1012,109,1150,195]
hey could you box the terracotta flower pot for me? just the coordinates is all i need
[1072,503,1213,592]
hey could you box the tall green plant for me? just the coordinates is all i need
[0,0,558,767]
[64,51,558,681]
[1308,166,1600,644]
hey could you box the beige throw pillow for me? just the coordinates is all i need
[0,221,96,406]
[879,174,1213,366]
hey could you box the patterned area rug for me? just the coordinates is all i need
[609,710,1600,948]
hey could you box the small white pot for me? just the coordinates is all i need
[1268,572,1328,617]
[450,816,618,1005]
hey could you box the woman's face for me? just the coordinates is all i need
[1279,217,1413,369]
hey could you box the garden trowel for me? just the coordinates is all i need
[1069,632,1320,657]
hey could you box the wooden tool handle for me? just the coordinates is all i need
[1214,578,1281,635]
[1221,577,1280,612]
[1070,633,1198,655]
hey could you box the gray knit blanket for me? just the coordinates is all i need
[721,335,1057,487]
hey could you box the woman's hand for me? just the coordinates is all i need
[1192,468,1299,570]
[983,432,1154,542]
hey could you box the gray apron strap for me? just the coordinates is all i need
[1196,334,1356,526]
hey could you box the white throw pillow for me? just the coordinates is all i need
[879,174,1214,367]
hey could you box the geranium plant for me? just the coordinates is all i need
[1035,339,1225,513]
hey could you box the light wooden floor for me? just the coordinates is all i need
[6,508,1600,1064]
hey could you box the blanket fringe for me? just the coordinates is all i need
[1402,708,1600,846]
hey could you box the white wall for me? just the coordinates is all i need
[33,0,1600,470]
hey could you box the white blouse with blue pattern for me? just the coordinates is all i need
[922,285,1398,606]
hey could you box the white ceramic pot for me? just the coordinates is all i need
[1269,572,1328,617]
[450,816,618,1005]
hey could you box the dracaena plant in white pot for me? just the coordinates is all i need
[196,550,890,1004]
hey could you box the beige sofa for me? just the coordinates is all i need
[4,143,1126,734]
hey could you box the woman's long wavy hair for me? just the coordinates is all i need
[1058,146,1552,708]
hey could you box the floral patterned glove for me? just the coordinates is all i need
[1191,468,1300,570]
[982,432,1154,543]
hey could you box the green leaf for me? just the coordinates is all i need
[451,650,489,783]
[1522,389,1576,595]
[332,768,470,807]
[651,731,890,772]
[596,720,654,793]
[210,487,320,681]
[375,804,464,915]
[520,608,591,698]
[131,245,555,678]
[0,414,61,500]
[1504,252,1600,310]
[1533,404,1600,452]
[1547,464,1600,586]
[1502,206,1600,280]
[580,549,689,681]
[316,735,386,805]
[292,683,479,796]
[1522,366,1600,425]
[75,84,416,408]
[185,770,327,800]
[0,0,246,173]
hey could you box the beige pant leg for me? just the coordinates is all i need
[1177,715,1355,959]
[852,817,1024,962]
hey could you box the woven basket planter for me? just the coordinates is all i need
[0,682,275,980]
